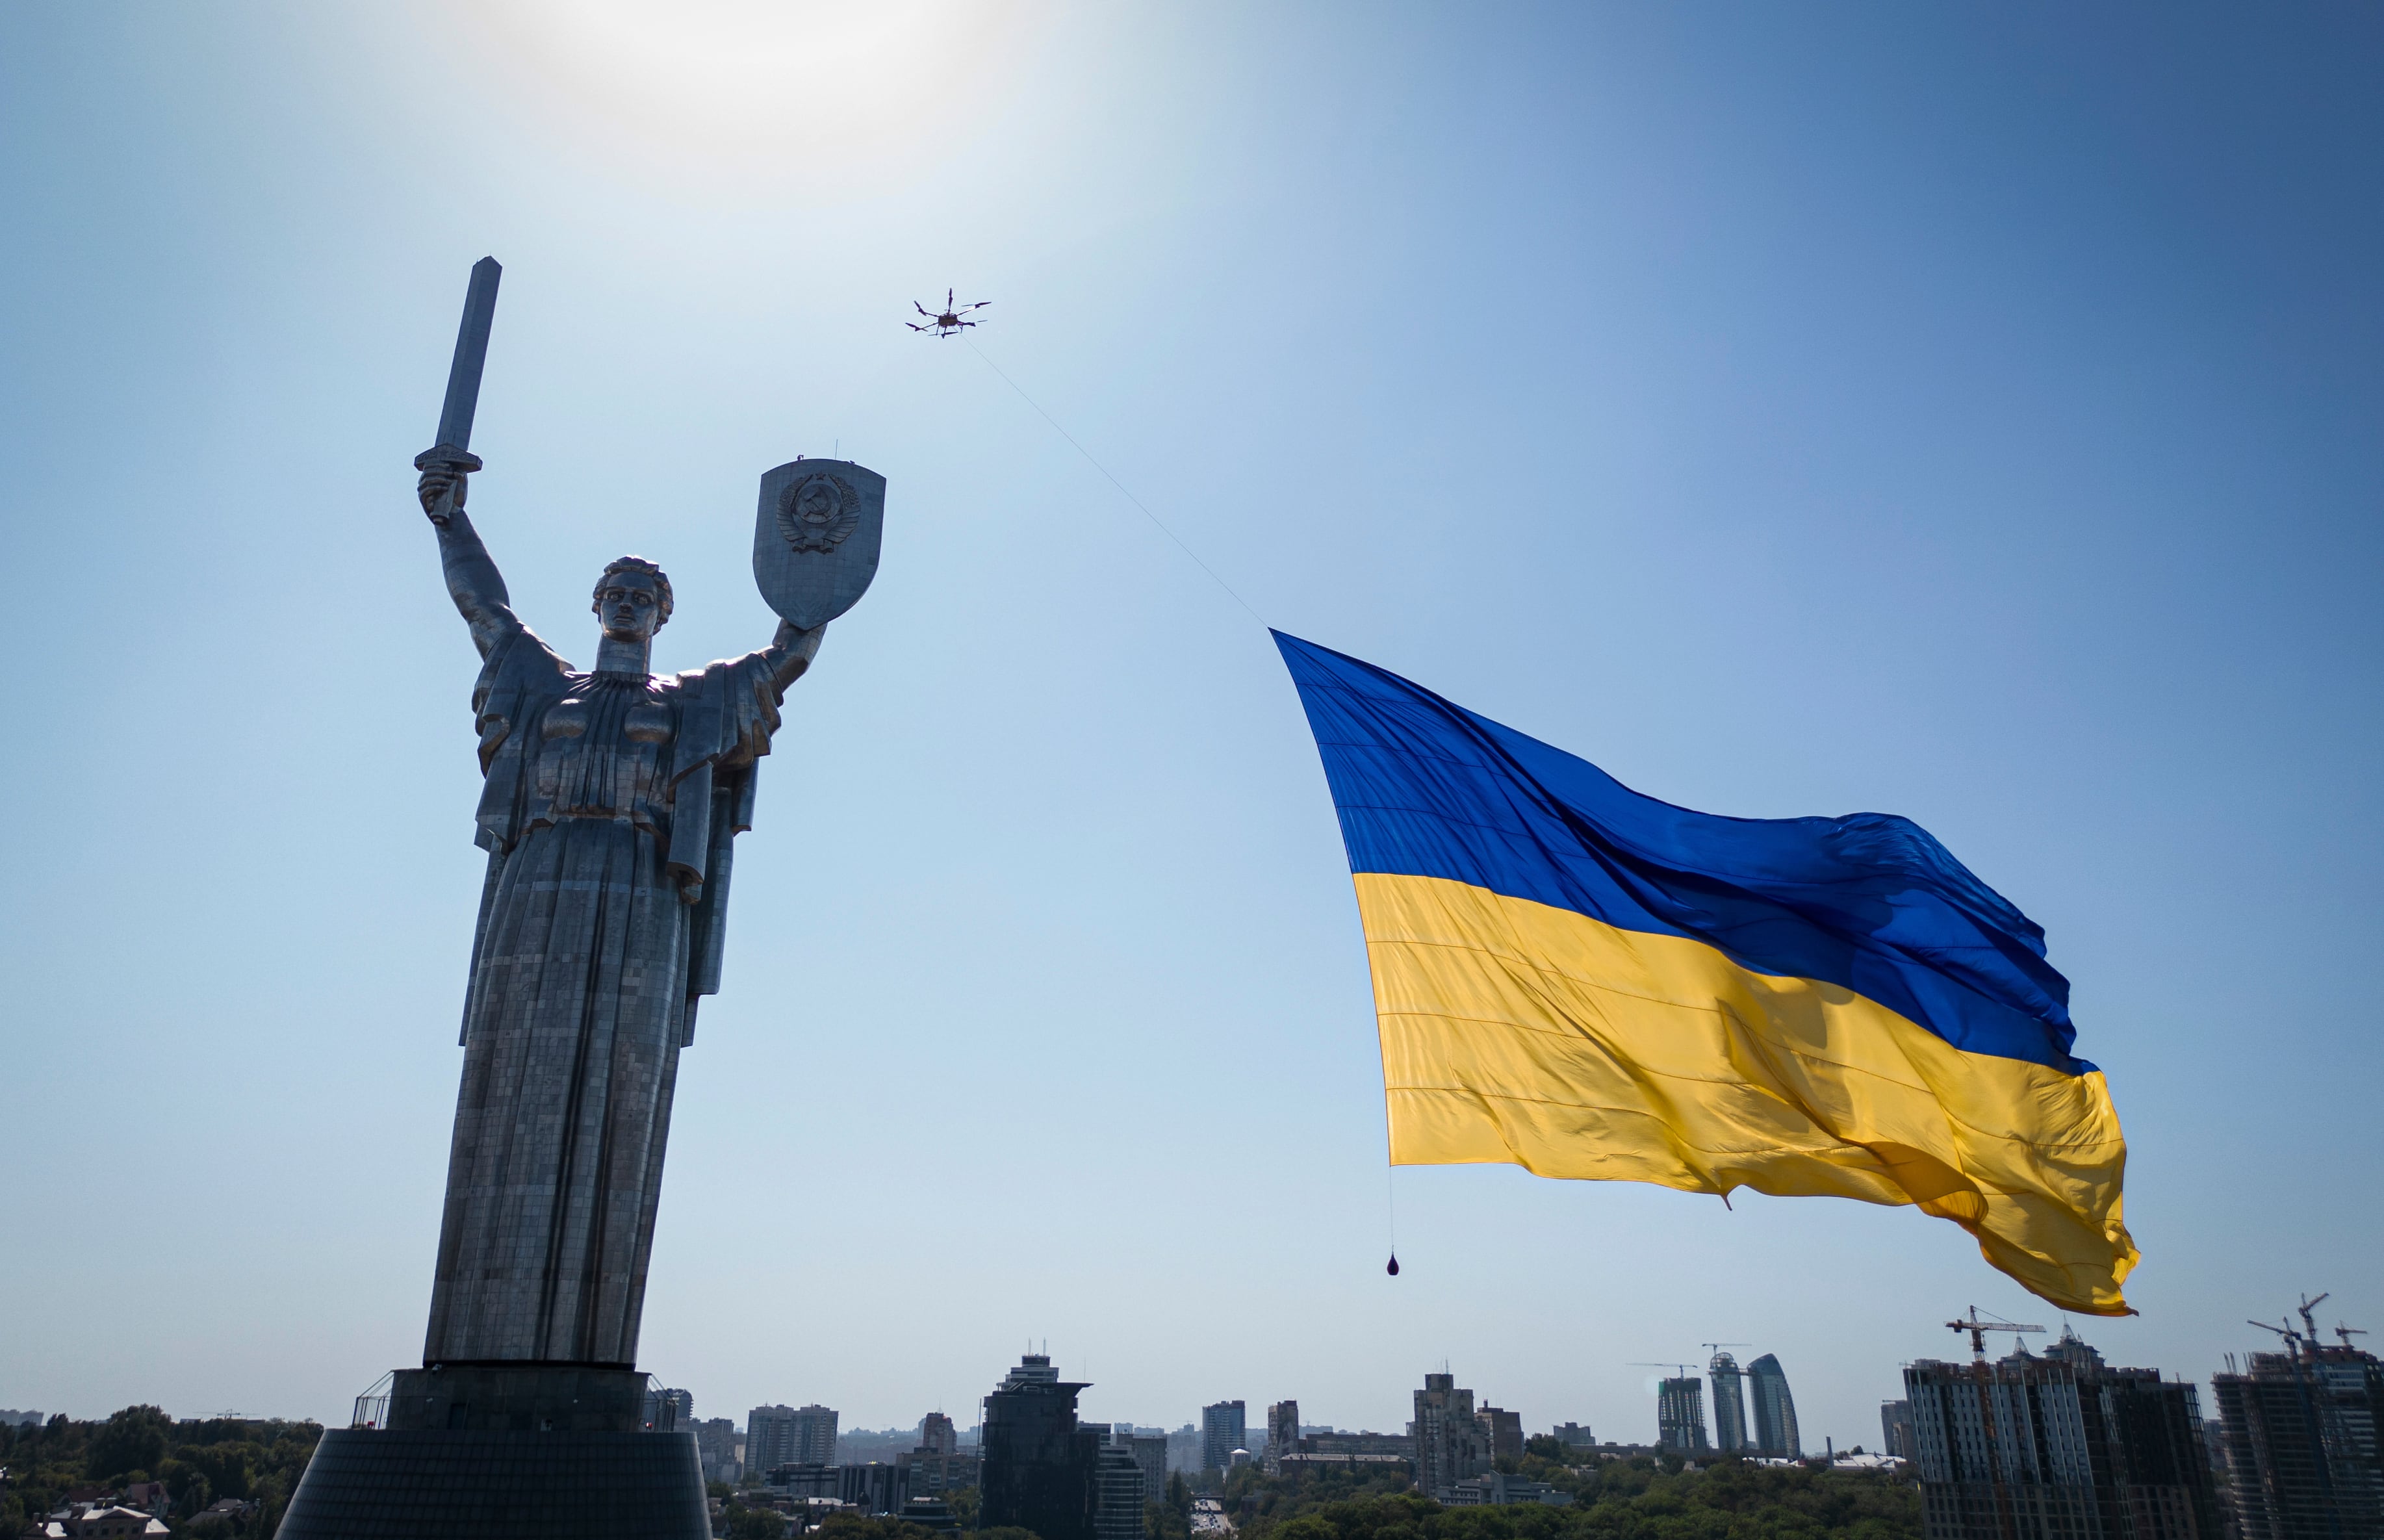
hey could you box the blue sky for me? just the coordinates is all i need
[3,2,2379,1450]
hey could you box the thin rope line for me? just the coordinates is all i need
[964,336,1267,628]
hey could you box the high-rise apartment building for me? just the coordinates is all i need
[1710,1354,1750,1455]
[1905,1328,2220,1540]
[906,1408,978,1495]
[2211,1324,2383,1540]
[1478,1406,1524,1462]
[747,1405,807,1473]
[791,1405,838,1467]
[1748,1355,1801,1459]
[749,1403,838,1471]
[1879,1400,1915,1462]
[982,1354,1099,1540]
[1094,1430,1147,1540]
[1201,1402,1247,1474]
[1658,1378,1710,1454]
[1129,1433,1169,1504]
[1268,1402,1300,1474]
[694,1417,741,1484]
[1415,1373,1490,1498]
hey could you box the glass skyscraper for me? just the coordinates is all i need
[1748,1355,1801,1459]
[1708,1353,1749,1454]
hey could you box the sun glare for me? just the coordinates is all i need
[463,0,1031,189]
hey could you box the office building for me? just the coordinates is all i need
[981,1354,1099,1540]
[2211,1322,2383,1540]
[901,1498,962,1534]
[1658,1378,1710,1454]
[765,1464,838,1498]
[840,1464,908,1516]
[1478,1405,1524,1462]
[1710,1354,1749,1455]
[1201,1402,1247,1474]
[1879,1400,1915,1463]
[919,1412,959,1457]
[1309,1431,1414,1458]
[1268,1402,1300,1474]
[1415,1372,1490,1498]
[1443,1472,1574,1508]
[1748,1355,1801,1459]
[906,1450,982,1497]
[1554,1423,1595,1450]
[1906,1328,2221,1540]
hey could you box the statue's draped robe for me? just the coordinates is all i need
[424,617,782,1366]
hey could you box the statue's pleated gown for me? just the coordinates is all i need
[422,622,778,1365]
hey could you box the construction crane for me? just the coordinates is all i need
[1629,1362,1700,1378]
[1946,1307,2045,1361]
[2248,1292,2336,1361]
[1701,1342,1751,1370]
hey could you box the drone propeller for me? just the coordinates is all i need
[914,300,936,318]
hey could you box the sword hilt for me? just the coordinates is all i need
[414,444,483,523]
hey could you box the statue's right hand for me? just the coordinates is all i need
[418,467,466,524]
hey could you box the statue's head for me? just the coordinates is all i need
[593,556,673,642]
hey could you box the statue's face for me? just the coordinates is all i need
[593,571,665,641]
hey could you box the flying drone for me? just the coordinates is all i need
[908,289,990,337]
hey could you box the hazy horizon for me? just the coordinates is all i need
[3,2,2379,1454]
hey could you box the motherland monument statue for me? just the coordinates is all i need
[280,258,885,1538]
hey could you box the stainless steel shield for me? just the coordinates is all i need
[750,457,886,629]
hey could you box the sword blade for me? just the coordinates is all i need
[433,256,502,452]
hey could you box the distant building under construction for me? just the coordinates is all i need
[1905,1327,2220,1540]
[1658,1377,1710,1454]
[2209,1302,2383,1540]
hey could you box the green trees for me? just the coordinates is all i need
[1199,1458,1919,1540]
[86,1405,172,1481]
[0,1409,324,1539]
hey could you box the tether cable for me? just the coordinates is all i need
[964,337,1268,628]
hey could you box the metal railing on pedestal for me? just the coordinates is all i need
[351,1371,394,1430]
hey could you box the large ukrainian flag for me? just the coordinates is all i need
[1276,632,2135,1314]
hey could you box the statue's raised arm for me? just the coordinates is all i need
[418,467,519,660]
[758,616,827,695]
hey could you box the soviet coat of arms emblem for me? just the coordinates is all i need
[778,471,861,552]
[751,457,886,630]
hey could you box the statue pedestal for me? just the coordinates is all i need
[279,1367,708,1540]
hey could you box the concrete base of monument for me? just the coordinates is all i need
[279,1366,708,1540]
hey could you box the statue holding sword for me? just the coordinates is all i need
[408,257,885,1368]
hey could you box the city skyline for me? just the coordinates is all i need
[5,1,2380,1465]
[6,1305,2375,1462]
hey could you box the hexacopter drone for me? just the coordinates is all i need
[907,289,990,337]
